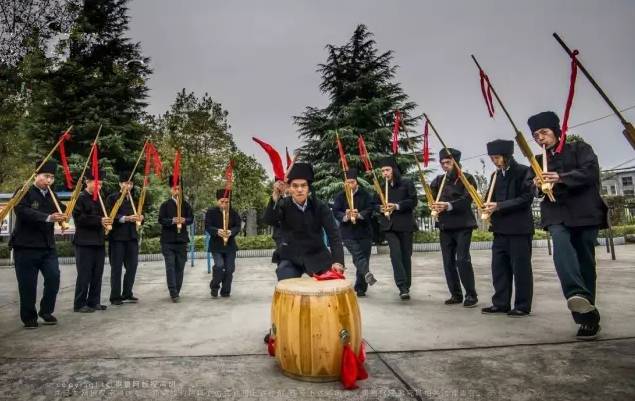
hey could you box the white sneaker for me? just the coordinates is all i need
[567,295,595,314]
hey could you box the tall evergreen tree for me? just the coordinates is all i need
[21,0,151,192]
[295,24,421,200]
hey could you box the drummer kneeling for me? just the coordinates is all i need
[263,162,346,281]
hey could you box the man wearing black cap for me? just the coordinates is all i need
[106,172,143,306]
[263,162,345,280]
[332,168,377,297]
[430,148,479,307]
[375,157,417,300]
[528,111,608,340]
[480,140,534,317]
[73,170,113,313]
[158,175,194,302]
[205,189,241,298]
[10,160,67,328]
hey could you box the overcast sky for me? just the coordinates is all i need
[128,0,635,177]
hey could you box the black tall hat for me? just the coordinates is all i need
[35,160,57,175]
[216,189,230,200]
[345,168,359,180]
[486,140,514,156]
[118,171,132,182]
[286,162,314,183]
[439,148,461,162]
[527,111,561,137]
[167,175,182,188]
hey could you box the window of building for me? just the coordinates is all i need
[624,189,634,196]
[622,176,634,186]
[610,185,617,195]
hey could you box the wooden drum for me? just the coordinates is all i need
[270,277,362,382]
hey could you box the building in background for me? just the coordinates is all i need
[602,167,635,197]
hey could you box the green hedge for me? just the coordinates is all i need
[1,226,632,257]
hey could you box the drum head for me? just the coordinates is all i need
[275,277,353,296]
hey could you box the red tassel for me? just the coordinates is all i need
[285,147,292,169]
[358,135,373,172]
[392,110,401,155]
[58,130,74,189]
[357,342,369,380]
[556,49,579,154]
[479,70,495,117]
[91,145,99,201]
[172,150,181,188]
[253,137,285,181]
[267,335,276,357]
[341,344,359,390]
[151,144,162,177]
[336,134,349,172]
[223,159,234,198]
[422,119,430,168]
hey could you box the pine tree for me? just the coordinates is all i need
[295,24,421,200]
[21,0,152,193]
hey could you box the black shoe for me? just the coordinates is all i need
[38,312,58,325]
[356,291,366,297]
[567,295,595,314]
[24,320,38,329]
[463,296,478,308]
[481,305,509,314]
[171,296,180,303]
[93,304,107,311]
[220,293,230,298]
[122,296,139,303]
[211,288,219,298]
[576,324,601,340]
[507,309,530,318]
[445,296,463,305]
[75,306,95,313]
[364,272,377,286]
[111,299,124,306]
[264,333,270,344]
[399,289,410,300]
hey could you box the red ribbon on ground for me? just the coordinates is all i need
[172,150,181,188]
[479,70,495,117]
[285,147,292,169]
[392,110,401,154]
[556,49,579,154]
[252,137,284,181]
[422,119,430,167]
[59,130,74,189]
[358,135,372,172]
[356,341,369,380]
[341,341,369,390]
[91,144,99,201]
[336,135,349,172]
[223,159,234,199]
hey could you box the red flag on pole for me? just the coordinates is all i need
[285,147,292,169]
[59,130,74,189]
[252,137,284,181]
[556,49,579,154]
[422,119,430,167]
[172,150,181,188]
[223,159,234,199]
[479,70,495,117]
[336,134,349,171]
[391,110,401,154]
[358,135,373,172]
[91,144,100,201]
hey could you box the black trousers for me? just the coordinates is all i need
[276,259,314,281]
[161,242,187,298]
[491,234,533,312]
[440,228,477,299]
[343,238,373,293]
[210,249,237,295]
[74,245,105,310]
[548,224,600,325]
[109,240,139,302]
[384,231,414,291]
[13,248,60,323]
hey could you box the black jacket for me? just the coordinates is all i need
[9,185,61,249]
[535,142,608,229]
[106,191,138,242]
[72,190,106,247]
[374,172,418,233]
[488,159,534,235]
[332,186,374,240]
[204,206,241,252]
[158,198,194,244]
[263,195,344,274]
[430,171,478,231]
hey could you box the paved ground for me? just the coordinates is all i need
[0,245,634,401]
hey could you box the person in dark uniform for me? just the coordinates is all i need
[263,162,345,281]
[480,140,534,317]
[430,148,479,308]
[73,170,112,313]
[106,172,143,306]
[10,160,67,328]
[374,157,418,300]
[529,111,608,340]
[205,189,241,298]
[332,168,377,297]
[270,180,288,249]
[158,175,194,302]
